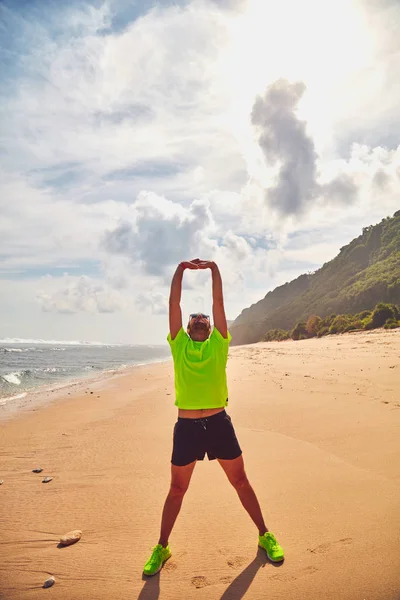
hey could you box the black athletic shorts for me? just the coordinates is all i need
[171,409,242,467]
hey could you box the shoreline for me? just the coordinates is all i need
[0,356,172,423]
[1,327,397,423]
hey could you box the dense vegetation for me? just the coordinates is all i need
[231,211,400,345]
[262,302,400,342]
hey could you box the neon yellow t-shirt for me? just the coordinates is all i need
[167,326,232,409]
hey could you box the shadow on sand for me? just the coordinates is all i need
[136,548,283,600]
[137,572,161,600]
[218,548,283,600]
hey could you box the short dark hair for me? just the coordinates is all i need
[187,313,211,330]
[189,313,210,319]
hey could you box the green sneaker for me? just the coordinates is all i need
[143,544,172,576]
[258,532,284,562]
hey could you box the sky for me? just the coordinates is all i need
[0,0,399,344]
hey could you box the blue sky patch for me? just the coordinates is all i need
[31,162,89,191]
[99,0,190,35]
[0,262,101,281]
[104,159,189,181]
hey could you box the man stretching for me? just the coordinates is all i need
[143,259,284,576]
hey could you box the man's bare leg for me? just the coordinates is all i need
[218,455,268,536]
[158,460,197,547]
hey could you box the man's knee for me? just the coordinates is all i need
[231,474,249,491]
[169,481,189,497]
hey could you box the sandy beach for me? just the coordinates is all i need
[1,329,399,600]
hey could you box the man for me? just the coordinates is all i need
[143,258,284,576]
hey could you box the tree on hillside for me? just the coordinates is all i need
[365,302,400,329]
[291,322,308,340]
[306,315,321,337]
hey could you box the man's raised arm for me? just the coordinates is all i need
[210,262,228,339]
[169,265,184,340]
[169,260,199,340]
[191,260,228,339]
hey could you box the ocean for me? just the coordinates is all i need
[0,339,172,410]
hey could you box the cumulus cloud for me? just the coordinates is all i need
[251,79,362,215]
[251,79,319,216]
[102,192,216,275]
[372,169,390,190]
[320,173,358,205]
[222,232,251,260]
[135,292,169,315]
[36,275,125,314]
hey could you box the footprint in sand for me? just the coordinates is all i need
[308,537,353,554]
[271,566,318,582]
[191,575,210,588]
[219,576,234,584]
[226,556,248,569]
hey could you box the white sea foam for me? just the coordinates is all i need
[1,347,24,352]
[0,347,62,353]
[0,392,27,404]
[0,338,112,345]
[2,372,22,385]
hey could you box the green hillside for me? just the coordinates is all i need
[230,211,400,345]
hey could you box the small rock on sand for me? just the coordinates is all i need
[42,477,53,483]
[32,468,43,473]
[43,576,55,588]
[59,529,82,546]
[0,480,3,485]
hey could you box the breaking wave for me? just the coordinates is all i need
[0,367,70,387]
[0,346,66,353]
[0,338,111,345]
[0,341,171,403]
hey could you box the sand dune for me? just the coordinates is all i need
[1,329,399,599]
